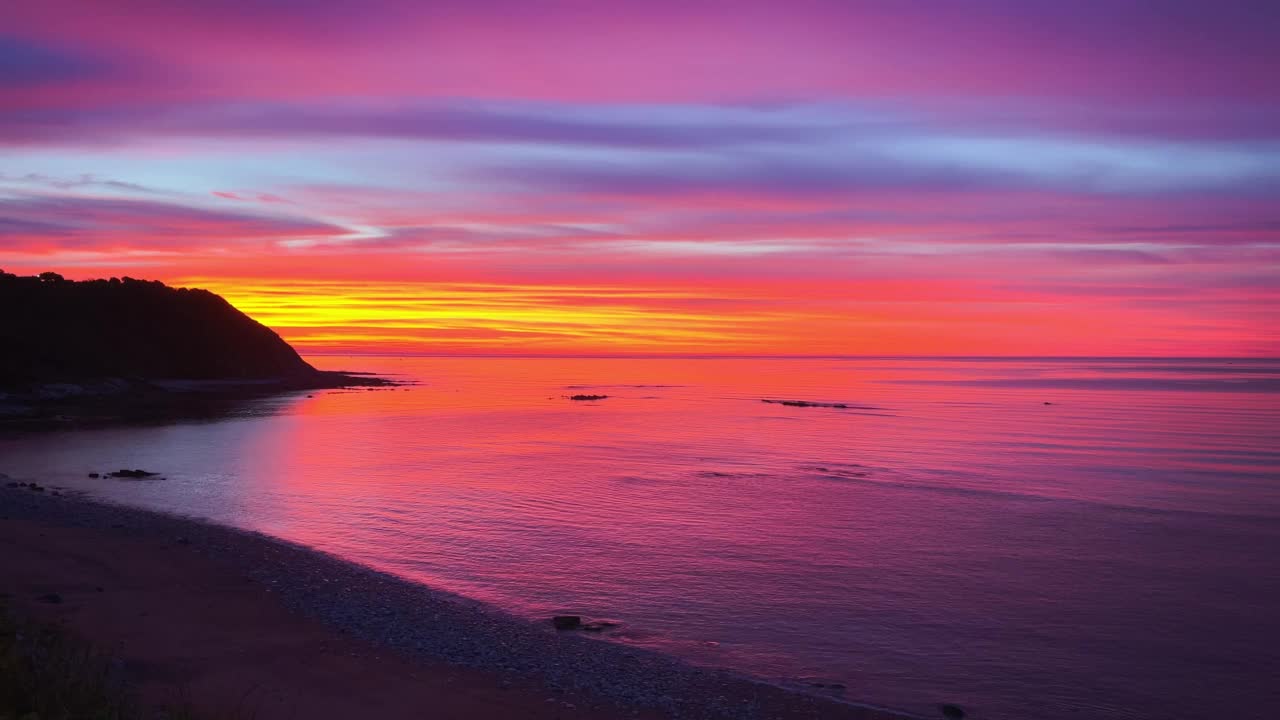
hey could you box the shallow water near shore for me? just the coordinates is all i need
[3,356,1278,719]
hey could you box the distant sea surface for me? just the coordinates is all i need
[3,357,1278,719]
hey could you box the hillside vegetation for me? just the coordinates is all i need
[1,271,315,385]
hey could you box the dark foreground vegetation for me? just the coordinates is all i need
[0,598,216,720]
[0,598,135,719]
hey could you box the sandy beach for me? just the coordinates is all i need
[0,479,917,720]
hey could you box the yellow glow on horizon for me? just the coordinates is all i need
[180,277,785,353]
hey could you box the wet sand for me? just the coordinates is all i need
[0,481,918,720]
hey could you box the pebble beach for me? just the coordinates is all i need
[1,476,917,720]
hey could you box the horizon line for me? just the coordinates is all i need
[301,351,1280,361]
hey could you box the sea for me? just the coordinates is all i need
[2,356,1277,719]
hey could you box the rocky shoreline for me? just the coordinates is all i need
[0,370,395,431]
[0,479,918,720]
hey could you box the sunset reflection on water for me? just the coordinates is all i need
[2,356,1277,720]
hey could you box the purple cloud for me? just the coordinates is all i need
[0,194,348,249]
[0,35,115,88]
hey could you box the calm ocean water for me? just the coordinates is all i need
[3,357,1278,719]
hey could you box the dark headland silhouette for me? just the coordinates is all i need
[0,271,386,427]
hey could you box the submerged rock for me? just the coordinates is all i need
[940,703,966,719]
[806,680,847,691]
[551,616,621,633]
[88,472,100,478]
[761,398,857,409]
[566,394,608,401]
[37,593,63,604]
[552,615,582,630]
[108,469,159,479]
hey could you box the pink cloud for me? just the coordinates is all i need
[2,1,1277,355]
[6,2,1278,104]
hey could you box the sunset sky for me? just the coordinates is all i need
[3,0,1278,356]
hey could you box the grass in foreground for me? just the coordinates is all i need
[0,596,137,719]
[0,593,270,720]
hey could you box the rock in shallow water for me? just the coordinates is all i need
[552,615,582,630]
[760,398,854,409]
[551,616,621,633]
[108,469,159,479]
